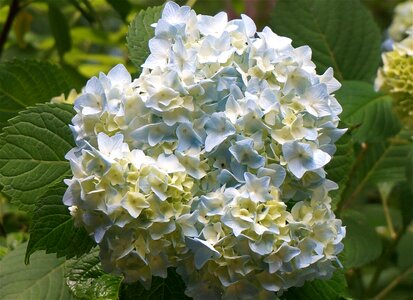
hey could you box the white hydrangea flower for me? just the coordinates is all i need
[64,2,346,298]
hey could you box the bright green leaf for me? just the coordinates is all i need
[26,183,95,263]
[48,4,72,58]
[271,0,381,82]
[0,60,81,128]
[66,248,122,300]
[0,242,73,300]
[281,271,347,300]
[120,268,190,300]
[336,81,401,142]
[342,210,383,269]
[127,5,163,75]
[0,104,75,213]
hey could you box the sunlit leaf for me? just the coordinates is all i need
[0,243,73,300]
[127,5,163,75]
[26,182,94,263]
[0,104,75,213]
[66,248,122,300]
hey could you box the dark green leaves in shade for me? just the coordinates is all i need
[127,5,163,75]
[342,130,412,207]
[0,60,81,128]
[120,268,190,300]
[66,248,122,300]
[397,231,413,269]
[26,183,94,263]
[325,130,354,208]
[336,81,401,143]
[271,0,381,82]
[106,0,132,21]
[341,211,382,269]
[0,104,75,212]
[281,271,347,300]
[0,243,73,300]
[48,4,72,58]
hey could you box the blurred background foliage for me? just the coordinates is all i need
[0,0,412,299]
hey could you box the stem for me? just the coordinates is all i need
[185,0,197,7]
[373,266,413,300]
[382,194,396,239]
[0,0,20,58]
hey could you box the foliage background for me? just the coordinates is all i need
[0,0,412,299]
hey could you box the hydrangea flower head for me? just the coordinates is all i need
[64,2,346,298]
[376,32,413,129]
[388,0,413,42]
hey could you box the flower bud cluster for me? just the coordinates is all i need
[376,32,413,129]
[388,1,413,42]
[64,2,346,298]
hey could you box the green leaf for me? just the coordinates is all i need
[0,60,81,128]
[393,183,413,229]
[66,248,123,300]
[407,147,413,191]
[341,210,383,269]
[127,5,163,75]
[120,268,190,300]
[397,231,413,269]
[336,81,401,142]
[271,0,381,82]
[281,271,347,300]
[106,0,132,21]
[0,242,73,300]
[26,183,94,263]
[325,130,354,208]
[48,4,72,58]
[341,130,412,208]
[0,104,75,213]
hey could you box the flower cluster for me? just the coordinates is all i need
[388,0,413,42]
[64,2,345,298]
[376,31,413,129]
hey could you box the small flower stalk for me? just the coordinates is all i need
[63,2,346,298]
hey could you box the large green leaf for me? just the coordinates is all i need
[325,130,354,208]
[336,81,401,142]
[0,104,75,213]
[281,271,347,300]
[127,5,163,75]
[0,60,81,128]
[397,231,413,269]
[0,242,73,300]
[271,0,381,82]
[341,130,412,208]
[66,248,122,300]
[120,268,190,300]
[341,210,383,269]
[26,183,94,263]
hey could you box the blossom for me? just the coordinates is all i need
[376,32,413,129]
[64,1,346,298]
[388,1,413,42]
